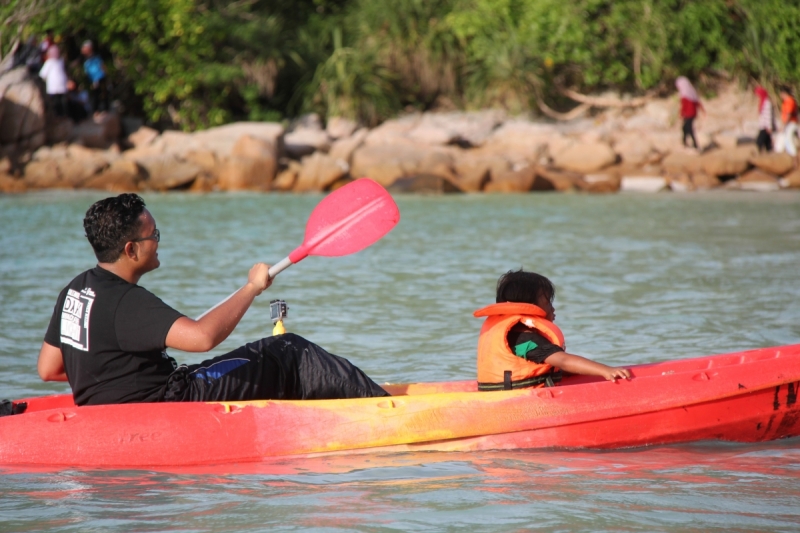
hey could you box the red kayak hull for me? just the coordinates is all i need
[2,344,799,467]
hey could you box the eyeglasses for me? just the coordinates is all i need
[131,228,160,244]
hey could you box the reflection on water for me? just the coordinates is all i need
[1,190,800,530]
[3,440,800,531]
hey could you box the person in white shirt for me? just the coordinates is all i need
[38,45,68,117]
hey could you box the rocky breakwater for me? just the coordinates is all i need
[2,82,800,195]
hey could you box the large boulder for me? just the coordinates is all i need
[478,120,552,165]
[780,169,800,189]
[23,159,62,188]
[404,110,505,147]
[533,166,584,192]
[137,154,203,191]
[388,174,463,193]
[484,164,541,192]
[0,173,26,193]
[45,116,74,145]
[417,150,457,181]
[160,122,284,162]
[452,151,508,192]
[622,100,672,131]
[646,131,687,156]
[183,150,218,174]
[660,152,704,174]
[363,114,421,146]
[328,128,368,163]
[23,144,114,190]
[668,173,693,192]
[273,160,301,191]
[216,156,273,191]
[326,117,358,140]
[551,141,617,173]
[83,159,144,191]
[700,146,756,176]
[56,150,110,187]
[405,121,458,145]
[579,173,621,193]
[350,144,408,186]
[0,67,46,156]
[232,135,277,165]
[611,132,658,166]
[729,168,780,191]
[294,152,349,192]
[690,172,721,190]
[288,113,323,131]
[748,153,794,176]
[284,128,331,158]
[71,112,121,149]
[127,126,159,148]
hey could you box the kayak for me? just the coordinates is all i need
[2,343,800,467]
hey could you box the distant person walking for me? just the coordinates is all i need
[81,40,108,114]
[676,77,703,150]
[38,45,68,117]
[778,86,798,158]
[755,86,774,153]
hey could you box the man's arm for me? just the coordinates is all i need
[545,351,631,381]
[38,341,68,381]
[165,263,272,352]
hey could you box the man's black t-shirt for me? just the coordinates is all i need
[44,266,184,405]
[506,324,563,364]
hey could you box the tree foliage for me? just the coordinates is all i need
[3,0,797,128]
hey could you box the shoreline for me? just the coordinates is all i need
[2,81,799,195]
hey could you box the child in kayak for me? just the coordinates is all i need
[474,269,631,390]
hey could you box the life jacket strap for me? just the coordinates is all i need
[477,370,562,391]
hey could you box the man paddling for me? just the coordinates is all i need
[37,193,389,405]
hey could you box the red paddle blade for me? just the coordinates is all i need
[288,178,400,263]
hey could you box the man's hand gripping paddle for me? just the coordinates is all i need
[199,178,399,320]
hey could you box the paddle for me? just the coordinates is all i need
[267,177,400,278]
[198,178,399,319]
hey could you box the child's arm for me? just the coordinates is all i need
[545,351,631,381]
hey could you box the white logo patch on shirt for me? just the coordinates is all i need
[60,287,95,351]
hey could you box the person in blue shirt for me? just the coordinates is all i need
[81,40,108,114]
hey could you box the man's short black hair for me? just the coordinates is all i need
[496,269,555,305]
[84,193,146,263]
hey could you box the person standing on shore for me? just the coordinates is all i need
[676,76,704,151]
[755,86,775,153]
[81,40,109,114]
[778,86,798,159]
[38,45,68,117]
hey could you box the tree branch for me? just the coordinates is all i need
[558,87,652,108]
[536,99,592,121]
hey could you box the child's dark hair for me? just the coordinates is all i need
[496,269,555,305]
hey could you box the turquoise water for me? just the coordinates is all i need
[1,190,800,531]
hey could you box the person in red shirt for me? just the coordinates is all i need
[676,76,705,150]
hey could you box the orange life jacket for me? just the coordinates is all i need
[474,302,565,391]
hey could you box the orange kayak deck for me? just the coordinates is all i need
[2,344,799,467]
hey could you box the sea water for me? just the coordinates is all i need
[1,190,799,531]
